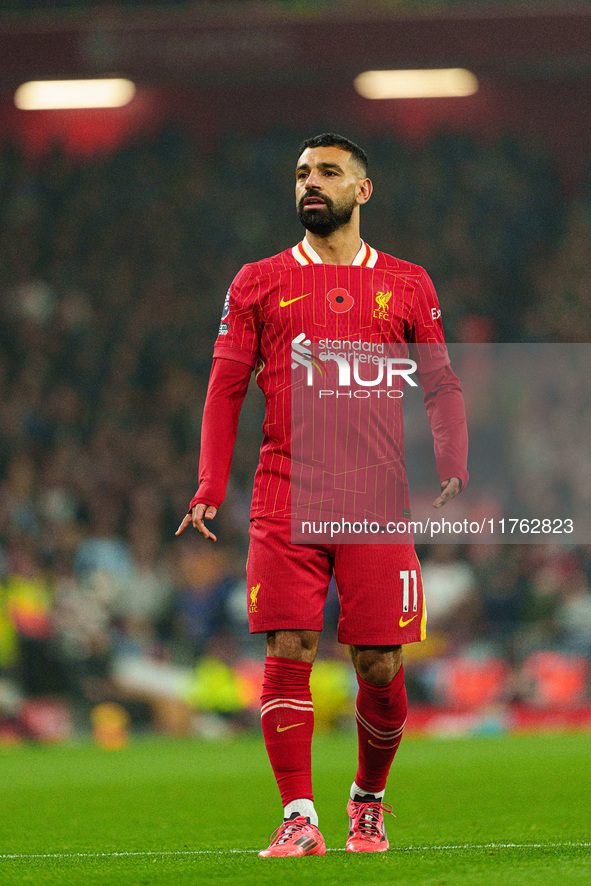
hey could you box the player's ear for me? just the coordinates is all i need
[356,177,372,205]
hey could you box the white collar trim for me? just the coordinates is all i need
[292,238,378,268]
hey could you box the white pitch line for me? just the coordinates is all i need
[1,842,590,861]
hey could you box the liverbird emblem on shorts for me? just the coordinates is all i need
[249,582,261,613]
[374,290,392,320]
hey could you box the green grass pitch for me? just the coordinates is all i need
[1,731,589,885]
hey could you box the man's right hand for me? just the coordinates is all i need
[175,503,218,541]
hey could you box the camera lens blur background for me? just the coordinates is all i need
[1,0,590,743]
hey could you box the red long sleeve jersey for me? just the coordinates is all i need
[195,238,468,518]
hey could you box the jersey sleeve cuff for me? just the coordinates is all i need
[437,467,469,491]
[188,491,222,513]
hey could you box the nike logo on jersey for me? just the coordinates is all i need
[277,722,305,733]
[399,613,418,628]
[368,739,399,749]
[280,293,311,307]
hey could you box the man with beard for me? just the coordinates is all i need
[177,133,468,856]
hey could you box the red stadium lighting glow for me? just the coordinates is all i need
[354,69,478,99]
[14,79,136,110]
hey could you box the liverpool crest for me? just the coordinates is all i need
[373,291,392,320]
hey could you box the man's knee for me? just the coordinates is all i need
[350,645,403,684]
[266,629,320,663]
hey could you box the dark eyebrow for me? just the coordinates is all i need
[296,162,345,174]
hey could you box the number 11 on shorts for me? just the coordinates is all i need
[400,569,418,613]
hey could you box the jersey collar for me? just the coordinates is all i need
[292,238,378,268]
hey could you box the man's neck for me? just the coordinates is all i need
[304,228,363,266]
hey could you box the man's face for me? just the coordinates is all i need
[295,146,364,235]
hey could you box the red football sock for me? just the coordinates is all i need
[260,656,314,806]
[354,665,408,795]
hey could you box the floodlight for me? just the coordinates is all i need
[354,69,478,99]
[15,79,136,110]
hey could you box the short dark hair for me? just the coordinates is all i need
[298,133,368,176]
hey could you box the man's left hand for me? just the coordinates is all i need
[433,477,461,509]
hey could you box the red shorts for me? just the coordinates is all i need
[246,517,426,646]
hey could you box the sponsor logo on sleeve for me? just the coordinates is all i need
[218,289,231,335]
[221,289,231,320]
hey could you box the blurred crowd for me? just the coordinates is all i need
[0,1,567,16]
[0,0,341,15]
[0,123,590,739]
